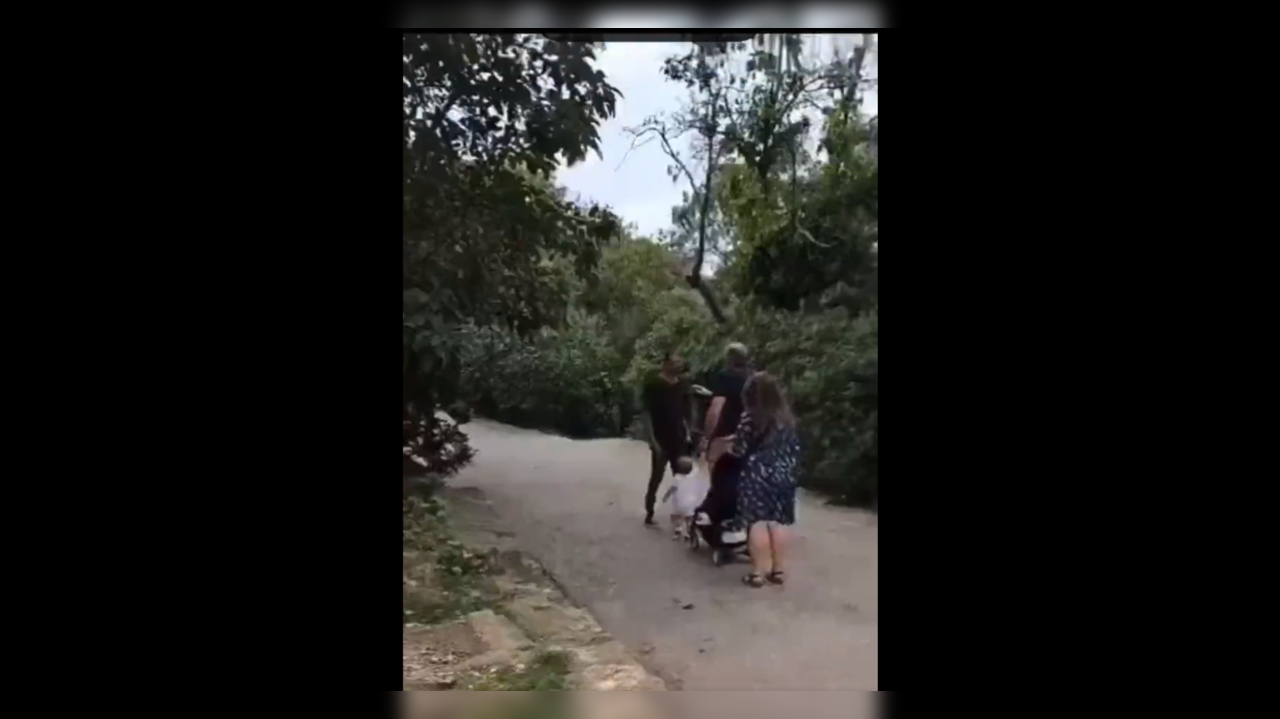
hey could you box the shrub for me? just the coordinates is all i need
[456,293,879,507]
[458,314,629,438]
[733,304,878,505]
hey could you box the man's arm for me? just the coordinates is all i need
[703,397,725,441]
[641,413,657,449]
[640,381,657,449]
[684,383,697,438]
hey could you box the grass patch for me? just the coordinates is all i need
[463,650,572,691]
[403,497,500,625]
[403,584,487,626]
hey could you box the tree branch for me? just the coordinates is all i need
[622,121,698,190]
[627,62,732,325]
[615,132,656,172]
[848,34,871,102]
[690,87,720,285]
[685,87,732,326]
[692,279,728,324]
[658,131,699,191]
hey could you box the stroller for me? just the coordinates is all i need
[686,451,750,566]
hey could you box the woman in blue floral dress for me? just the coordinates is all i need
[729,372,801,587]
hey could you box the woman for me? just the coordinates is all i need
[729,372,800,587]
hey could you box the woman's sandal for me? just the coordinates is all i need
[766,570,786,585]
[742,572,766,588]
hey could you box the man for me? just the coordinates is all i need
[701,342,752,465]
[694,343,751,541]
[641,350,694,526]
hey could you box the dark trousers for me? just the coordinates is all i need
[645,443,669,517]
[702,453,741,523]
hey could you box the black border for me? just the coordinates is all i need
[887,30,1138,691]
[162,31,408,690]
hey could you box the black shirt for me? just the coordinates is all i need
[711,367,749,439]
[643,372,691,450]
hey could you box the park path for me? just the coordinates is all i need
[448,419,878,690]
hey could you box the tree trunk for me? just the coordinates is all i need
[689,81,730,327]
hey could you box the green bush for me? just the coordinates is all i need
[458,314,629,438]
[456,300,878,506]
[623,297,879,505]
[401,34,621,487]
[623,288,725,388]
[456,283,878,506]
[732,304,878,505]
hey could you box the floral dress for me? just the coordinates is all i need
[731,411,800,526]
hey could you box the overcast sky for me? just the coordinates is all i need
[557,35,878,238]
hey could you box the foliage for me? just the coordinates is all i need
[454,235,703,439]
[578,235,686,354]
[451,229,878,506]
[402,33,622,481]
[696,36,878,502]
[403,34,879,506]
[724,102,878,313]
[402,496,500,625]
[403,34,618,174]
[453,295,880,507]
[623,43,746,324]
[623,287,726,389]
[620,292,878,504]
[623,34,876,325]
[663,34,880,315]
[657,186,734,268]
[618,290,879,504]
[731,304,878,503]
[458,316,629,438]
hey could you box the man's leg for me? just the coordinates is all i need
[644,443,666,524]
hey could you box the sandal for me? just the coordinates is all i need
[766,570,786,585]
[742,572,766,588]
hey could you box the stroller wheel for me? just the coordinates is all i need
[712,548,727,566]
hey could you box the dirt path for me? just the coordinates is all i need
[448,419,878,690]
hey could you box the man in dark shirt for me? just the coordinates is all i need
[701,342,751,461]
[697,343,751,526]
[641,350,694,525]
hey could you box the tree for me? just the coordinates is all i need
[723,106,878,313]
[622,42,741,324]
[710,33,878,314]
[402,33,622,482]
[657,186,734,270]
[418,33,881,508]
[625,34,876,323]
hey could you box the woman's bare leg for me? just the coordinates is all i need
[748,521,773,576]
[766,521,789,579]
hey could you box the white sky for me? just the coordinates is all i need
[557,34,878,238]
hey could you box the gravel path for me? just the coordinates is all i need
[449,419,878,690]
